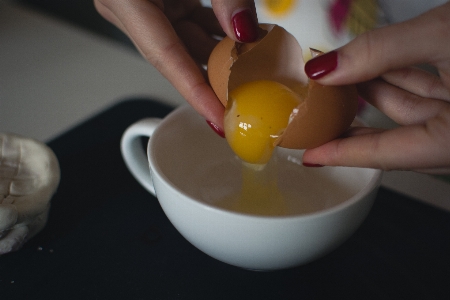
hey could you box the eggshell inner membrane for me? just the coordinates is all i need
[208,24,308,106]
[228,24,308,99]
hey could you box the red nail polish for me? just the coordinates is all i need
[232,9,258,43]
[302,162,324,168]
[206,120,225,138]
[304,50,338,80]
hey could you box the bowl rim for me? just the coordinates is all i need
[149,105,383,222]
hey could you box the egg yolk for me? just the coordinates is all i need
[224,80,302,165]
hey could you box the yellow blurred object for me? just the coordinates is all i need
[263,0,298,17]
[346,0,379,36]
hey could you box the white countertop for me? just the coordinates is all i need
[1,1,449,211]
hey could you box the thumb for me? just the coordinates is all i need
[305,2,450,85]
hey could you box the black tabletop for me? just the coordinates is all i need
[1,99,450,299]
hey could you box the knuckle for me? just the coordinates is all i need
[429,107,450,147]
[426,75,446,99]
[355,30,380,65]
[143,41,181,72]
[346,29,388,79]
[397,92,421,125]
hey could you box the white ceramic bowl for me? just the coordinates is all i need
[121,105,382,270]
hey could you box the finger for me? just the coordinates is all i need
[95,0,225,127]
[0,226,28,255]
[302,108,450,171]
[306,2,450,85]
[381,67,450,101]
[357,78,449,125]
[94,0,127,33]
[412,167,450,175]
[211,0,259,43]
[342,126,385,138]
[174,20,219,64]
[438,62,450,93]
[189,5,225,37]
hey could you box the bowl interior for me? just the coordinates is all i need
[150,106,381,217]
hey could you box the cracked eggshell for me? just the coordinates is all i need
[278,81,358,149]
[208,24,308,106]
[207,24,357,150]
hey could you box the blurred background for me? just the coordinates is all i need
[1,0,449,210]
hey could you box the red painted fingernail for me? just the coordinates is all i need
[304,50,338,80]
[206,120,225,138]
[302,162,324,168]
[232,9,259,43]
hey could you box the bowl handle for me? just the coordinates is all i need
[120,118,161,196]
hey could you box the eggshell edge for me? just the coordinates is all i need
[278,81,358,149]
[207,24,308,107]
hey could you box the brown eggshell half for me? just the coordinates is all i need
[207,36,235,106]
[207,24,358,150]
[278,81,358,149]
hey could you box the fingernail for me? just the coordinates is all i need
[302,162,324,168]
[232,9,259,43]
[304,50,338,80]
[206,120,225,138]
